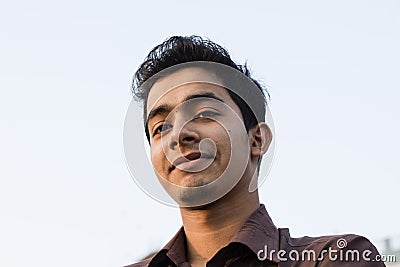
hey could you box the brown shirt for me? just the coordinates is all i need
[126,205,385,266]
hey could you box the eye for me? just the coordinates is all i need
[152,123,172,137]
[194,110,218,119]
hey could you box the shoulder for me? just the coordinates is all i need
[280,229,385,266]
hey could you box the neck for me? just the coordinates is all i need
[179,184,260,266]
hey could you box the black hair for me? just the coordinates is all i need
[131,35,269,141]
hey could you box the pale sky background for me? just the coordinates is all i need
[0,1,399,266]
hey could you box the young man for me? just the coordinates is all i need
[126,36,384,266]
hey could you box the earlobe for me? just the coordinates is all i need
[250,122,272,157]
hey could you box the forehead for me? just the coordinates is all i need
[146,67,232,115]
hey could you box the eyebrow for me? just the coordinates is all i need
[183,92,224,104]
[146,92,224,125]
[146,105,171,126]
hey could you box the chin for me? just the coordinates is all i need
[177,185,216,207]
[157,167,237,207]
[158,175,216,207]
[179,175,211,187]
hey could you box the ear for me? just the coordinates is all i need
[249,122,272,158]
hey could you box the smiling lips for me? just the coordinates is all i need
[171,152,214,172]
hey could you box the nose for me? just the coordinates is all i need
[168,118,200,150]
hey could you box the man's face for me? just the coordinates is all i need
[146,67,251,205]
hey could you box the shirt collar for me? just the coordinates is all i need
[149,204,280,265]
[147,227,187,266]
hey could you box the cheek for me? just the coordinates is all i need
[214,128,232,156]
[150,143,165,167]
[220,125,245,154]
